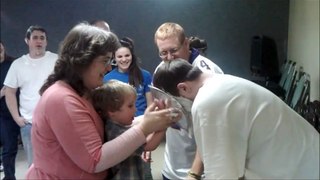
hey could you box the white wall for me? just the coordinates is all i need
[287,0,319,101]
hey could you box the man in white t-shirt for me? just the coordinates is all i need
[153,22,223,180]
[153,59,319,180]
[4,25,57,167]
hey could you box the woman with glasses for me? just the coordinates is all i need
[26,23,181,179]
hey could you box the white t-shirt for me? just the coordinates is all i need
[157,54,224,179]
[4,51,57,123]
[191,54,223,74]
[193,74,319,179]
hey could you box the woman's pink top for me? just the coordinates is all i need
[26,81,146,179]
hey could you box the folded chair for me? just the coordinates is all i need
[289,72,310,111]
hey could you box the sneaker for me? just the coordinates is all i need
[0,164,3,172]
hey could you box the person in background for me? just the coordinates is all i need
[153,22,223,180]
[92,80,170,179]
[4,25,58,168]
[189,36,207,56]
[0,41,20,180]
[104,37,153,116]
[90,19,111,32]
[103,37,154,179]
[153,59,319,180]
[26,23,181,179]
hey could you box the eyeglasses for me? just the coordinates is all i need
[158,43,183,59]
[98,58,113,67]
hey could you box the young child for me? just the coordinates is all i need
[91,80,165,180]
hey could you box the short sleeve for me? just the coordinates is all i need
[3,61,19,88]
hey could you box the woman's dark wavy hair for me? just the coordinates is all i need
[153,59,202,96]
[39,23,120,96]
[117,37,143,88]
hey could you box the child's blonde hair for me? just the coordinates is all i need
[92,80,136,120]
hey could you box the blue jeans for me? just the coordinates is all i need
[0,115,20,180]
[20,123,33,167]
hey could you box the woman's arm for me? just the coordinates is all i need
[49,92,180,174]
[95,125,146,172]
[47,93,147,173]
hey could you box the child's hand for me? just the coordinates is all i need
[139,102,182,136]
[153,98,166,110]
[141,151,153,163]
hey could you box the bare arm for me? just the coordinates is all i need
[0,86,5,99]
[95,125,146,172]
[142,92,166,151]
[187,149,204,180]
[144,130,166,151]
[5,86,27,127]
[143,92,165,150]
